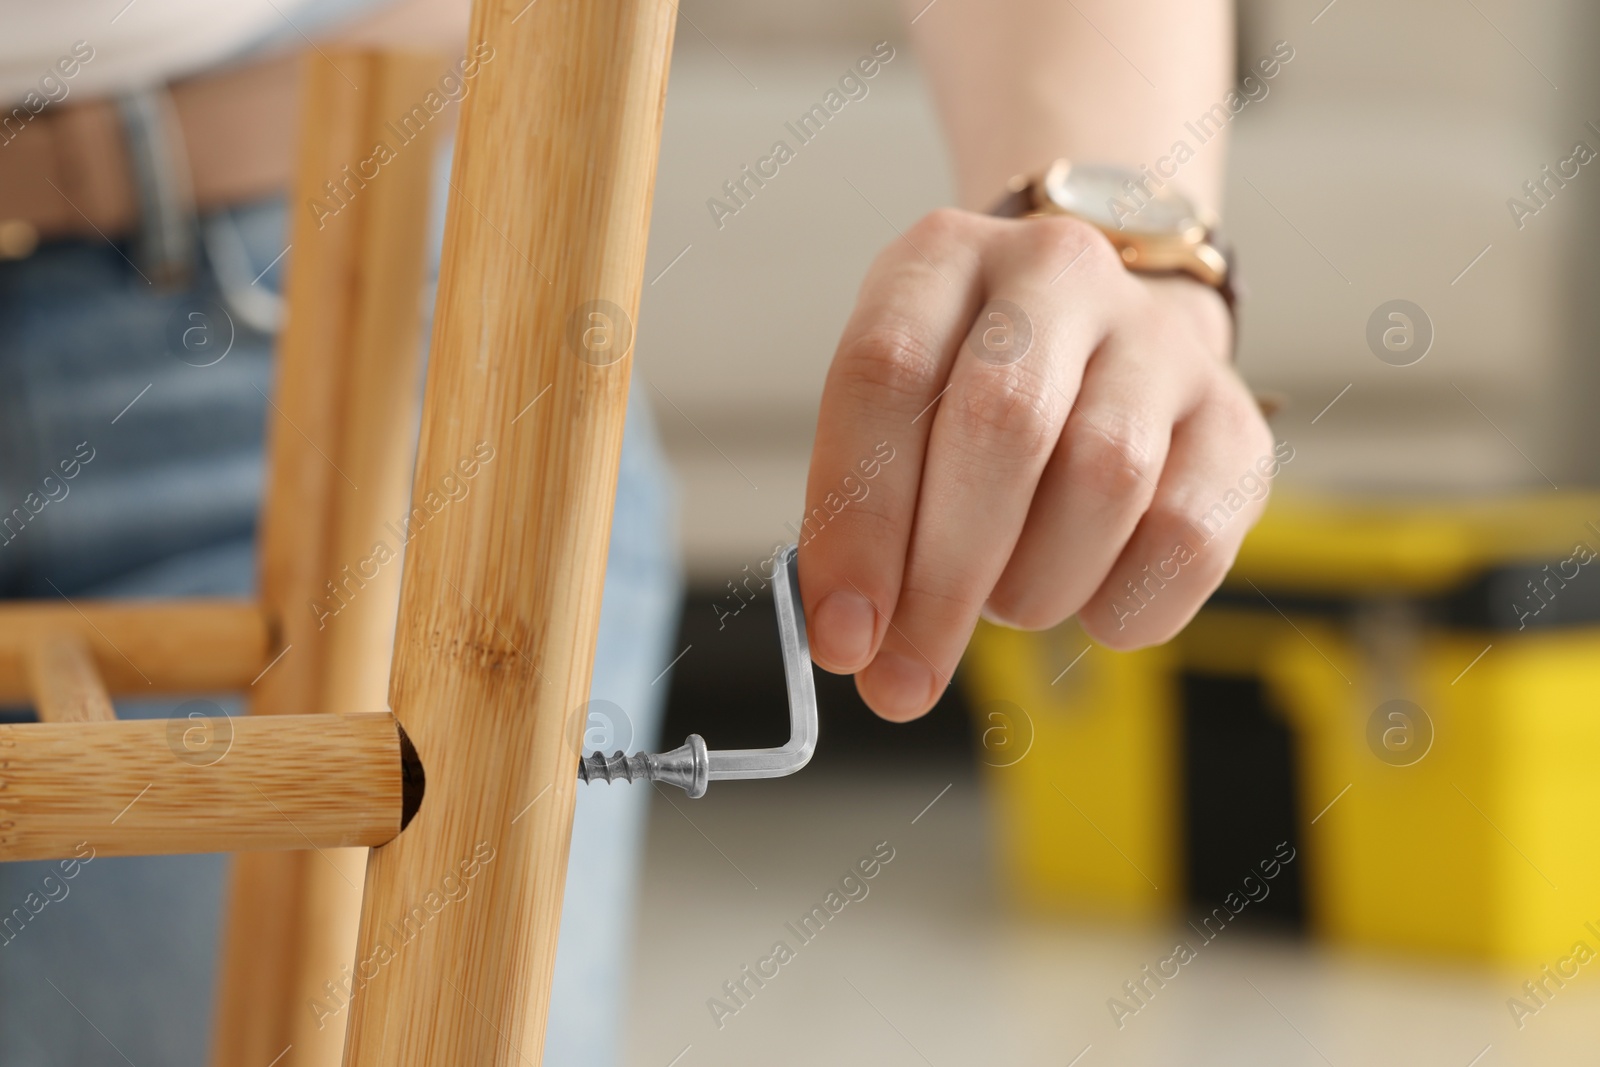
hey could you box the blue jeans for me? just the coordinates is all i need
[0,198,681,1066]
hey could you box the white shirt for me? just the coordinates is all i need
[0,0,358,104]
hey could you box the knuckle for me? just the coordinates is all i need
[1061,414,1162,503]
[904,570,975,614]
[1148,495,1218,546]
[1083,597,1196,651]
[947,372,1059,463]
[1079,609,1148,651]
[899,568,986,634]
[908,206,976,248]
[835,326,944,409]
[1011,214,1120,275]
[1081,562,1218,651]
[1143,499,1241,582]
[1241,402,1277,458]
[1213,374,1272,430]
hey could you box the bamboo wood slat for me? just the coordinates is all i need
[0,713,416,861]
[210,49,447,1067]
[0,600,267,701]
[340,1,678,1062]
[26,633,116,723]
[0,7,679,1057]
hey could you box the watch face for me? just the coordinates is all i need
[1044,162,1202,236]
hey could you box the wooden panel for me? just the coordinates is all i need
[210,50,447,1067]
[0,713,414,860]
[340,1,677,1063]
[25,633,117,723]
[0,600,267,700]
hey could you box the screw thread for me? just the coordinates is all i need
[577,750,652,786]
[575,735,709,798]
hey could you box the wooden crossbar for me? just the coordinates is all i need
[26,633,116,723]
[0,600,270,700]
[0,713,418,861]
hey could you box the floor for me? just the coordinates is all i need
[625,766,1600,1067]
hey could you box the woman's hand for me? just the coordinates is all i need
[798,208,1274,721]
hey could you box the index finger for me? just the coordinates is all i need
[798,209,986,675]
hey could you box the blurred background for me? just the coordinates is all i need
[3,0,1597,1063]
[628,0,1600,1063]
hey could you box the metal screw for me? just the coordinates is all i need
[576,543,817,798]
[578,734,709,798]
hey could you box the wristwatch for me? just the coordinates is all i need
[989,159,1240,316]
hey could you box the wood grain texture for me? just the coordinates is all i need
[0,713,408,860]
[0,600,267,701]
[210,50,446,1067]
[341,1,677,1063]
[26,633,116,723]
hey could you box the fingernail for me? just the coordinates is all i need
[862,650,935,720]
[812,590,877,670]
[979,602,1022,630]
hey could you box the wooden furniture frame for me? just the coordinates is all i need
[0,1,678,1063]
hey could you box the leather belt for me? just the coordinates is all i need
[0,50,303,257]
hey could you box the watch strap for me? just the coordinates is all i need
[986,180,1036,221]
